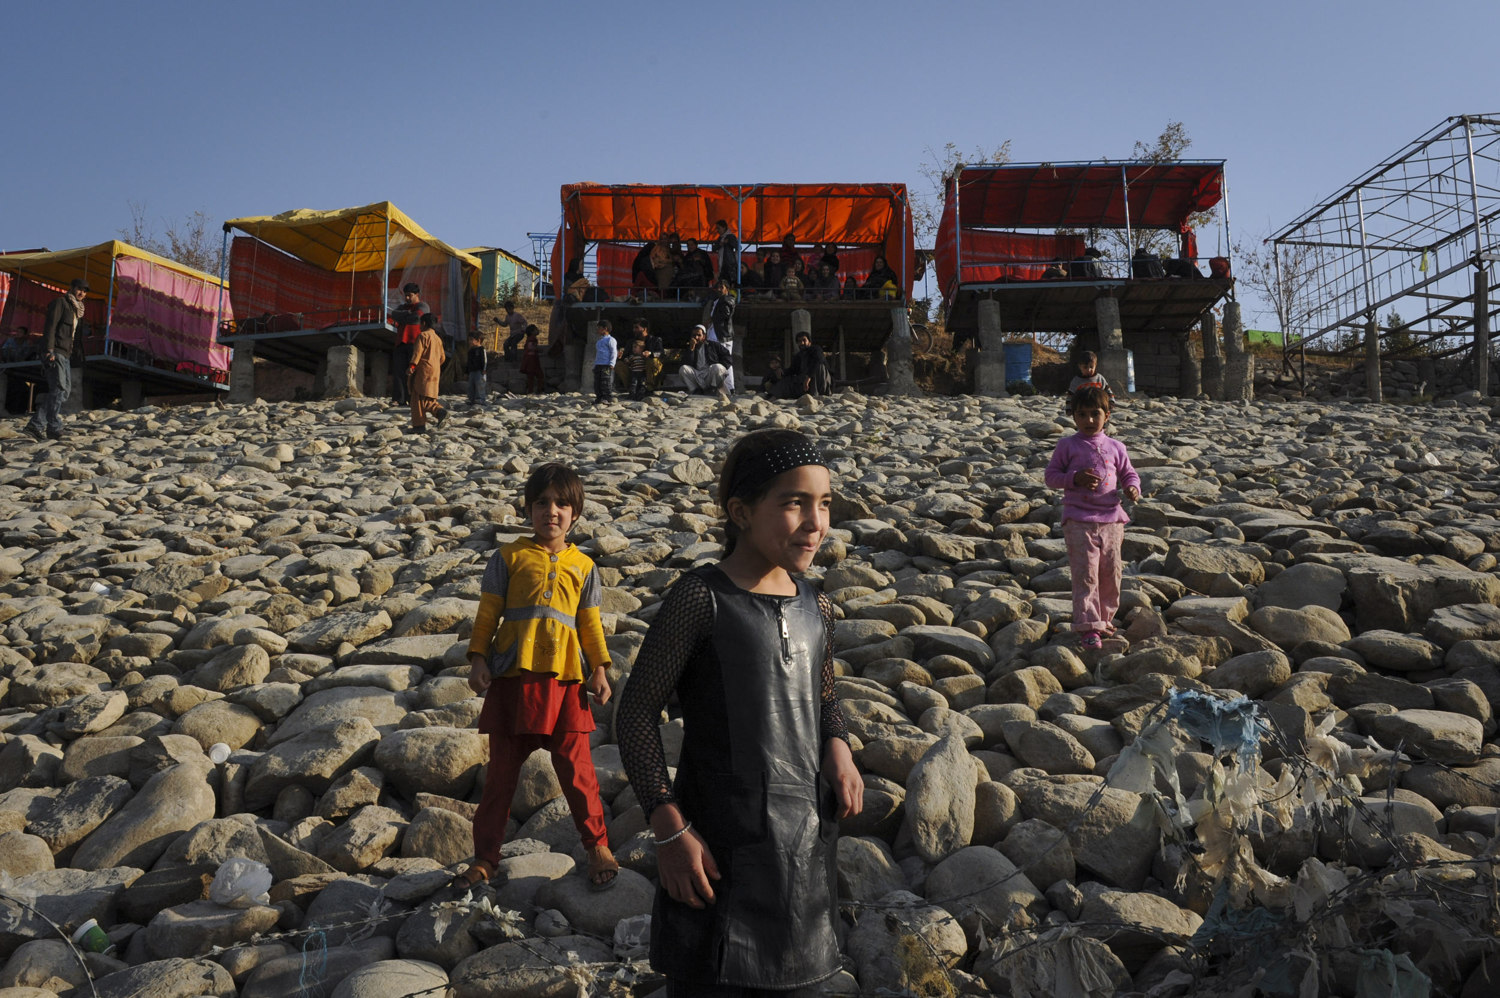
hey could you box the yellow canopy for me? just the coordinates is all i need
[224,201,480,277]
[0,240,224,298]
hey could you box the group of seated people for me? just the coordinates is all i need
[1036,246,1215,282]
[615,228,900,302]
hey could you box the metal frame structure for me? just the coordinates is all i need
[1271,114,1500,390]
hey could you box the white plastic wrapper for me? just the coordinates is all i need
[209,857,272,909]
[613,913,652,960]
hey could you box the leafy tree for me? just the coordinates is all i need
[120,201,222,276]
[1084,121,1218,267]
[913,141,1012,247]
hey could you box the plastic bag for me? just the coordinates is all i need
[209,857,272,909]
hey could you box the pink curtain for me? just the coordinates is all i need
[111,258,232,373]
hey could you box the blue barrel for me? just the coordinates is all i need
[1003,342,1032,384]
[1125,349,1136,392]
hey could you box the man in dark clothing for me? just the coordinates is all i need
[705,278,736,346]
[787,331,831,397]
[711,220,740,285]
[677,324,732,398]
[389,282,429,404]
[1069,247,1104,280]
[26,279,88,441]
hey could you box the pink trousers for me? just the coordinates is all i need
[1063,519,1124,634]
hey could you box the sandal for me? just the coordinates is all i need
[449,859,495,892]
[586,845,619,892]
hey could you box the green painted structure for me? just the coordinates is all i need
[468,247,539,303]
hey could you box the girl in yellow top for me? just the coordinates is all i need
[459,463,618,890]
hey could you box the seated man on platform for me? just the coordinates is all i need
[1132,246,1166,279]
[1069,247,1104,280]
[807,261,840,300]
[678,324,731,398]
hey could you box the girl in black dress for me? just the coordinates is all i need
[617,428,864,996]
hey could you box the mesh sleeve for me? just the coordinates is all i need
[817,591,850,747]
[615,572,715,819]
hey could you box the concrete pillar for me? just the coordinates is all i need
[1476,267,1490,396]
[229,344,256,404]
[575,320,598,394]
[353,348,367,397]
[1200,314,1224,400]
[119,380,144,409]
[1364,314,1382,402]
[974,299,1007,397]
[324,344,360,398]
[1222,301,1253,402]
[368,349,389,399]
[1175,330,1201,399]
[886,307,917,395]
[62,364,84,414]
[1094,296,1128,394]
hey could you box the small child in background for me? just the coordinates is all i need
[1065,350,1112,413]
[520,325,545,394]
[460,463,619,891]
[1044,386,1140,651]
[465,334,488,406]
[627,337,649,401]
[593,318,617,405]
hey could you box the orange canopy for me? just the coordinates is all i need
[554,182,914,290]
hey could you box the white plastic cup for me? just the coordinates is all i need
[89,581,110,595]
[208,743,231,765]
[72,918,113,954]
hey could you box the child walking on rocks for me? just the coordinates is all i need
[1045,385,1140,650]
[459,463,619,891]
[616,428,863,993]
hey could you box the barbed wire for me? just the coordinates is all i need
[14,686,1500,998]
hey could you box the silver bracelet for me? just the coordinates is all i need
[654,822,692,846]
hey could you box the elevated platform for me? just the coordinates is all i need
[216,312,395,373]
[945,278,1233,335]
[2,346,227,411]
[561,297,898,353]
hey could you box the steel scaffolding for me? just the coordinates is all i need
[1266,115,1500,390]
[1271,114,1500,392]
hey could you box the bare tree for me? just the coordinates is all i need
[1234,234,1319,340]
[121,201,223,276]
[913,140,1013,247]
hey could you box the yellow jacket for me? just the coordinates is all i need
[468,538,609,682]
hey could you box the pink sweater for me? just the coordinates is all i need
[1044,431,1140,523]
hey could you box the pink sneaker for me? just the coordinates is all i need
[1079,632,1103,650]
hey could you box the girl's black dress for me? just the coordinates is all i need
[617,565,850,989]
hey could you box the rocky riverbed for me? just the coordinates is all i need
[1,390,1499,997]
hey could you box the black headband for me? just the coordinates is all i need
[728,440,827,499]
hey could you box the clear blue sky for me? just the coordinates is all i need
[6,0,1496,328]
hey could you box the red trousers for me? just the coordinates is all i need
[472,726,609,865]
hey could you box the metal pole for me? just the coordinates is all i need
[381,208,392,324]
[104,253,117,349]
[737,186,745,285]
[1463,117,1490,395]
[900,188,908,302]
[1220,168,1233,294]
[953,167,962,300]
[1121,165,1132,271]
[1355,188,1381,400]
[215,227,229,341]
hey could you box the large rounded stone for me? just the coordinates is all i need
[72,758,217,870]
[903,735,976,862]
[373,727,486,802]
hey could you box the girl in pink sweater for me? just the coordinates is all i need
[1043,386,1141,649]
